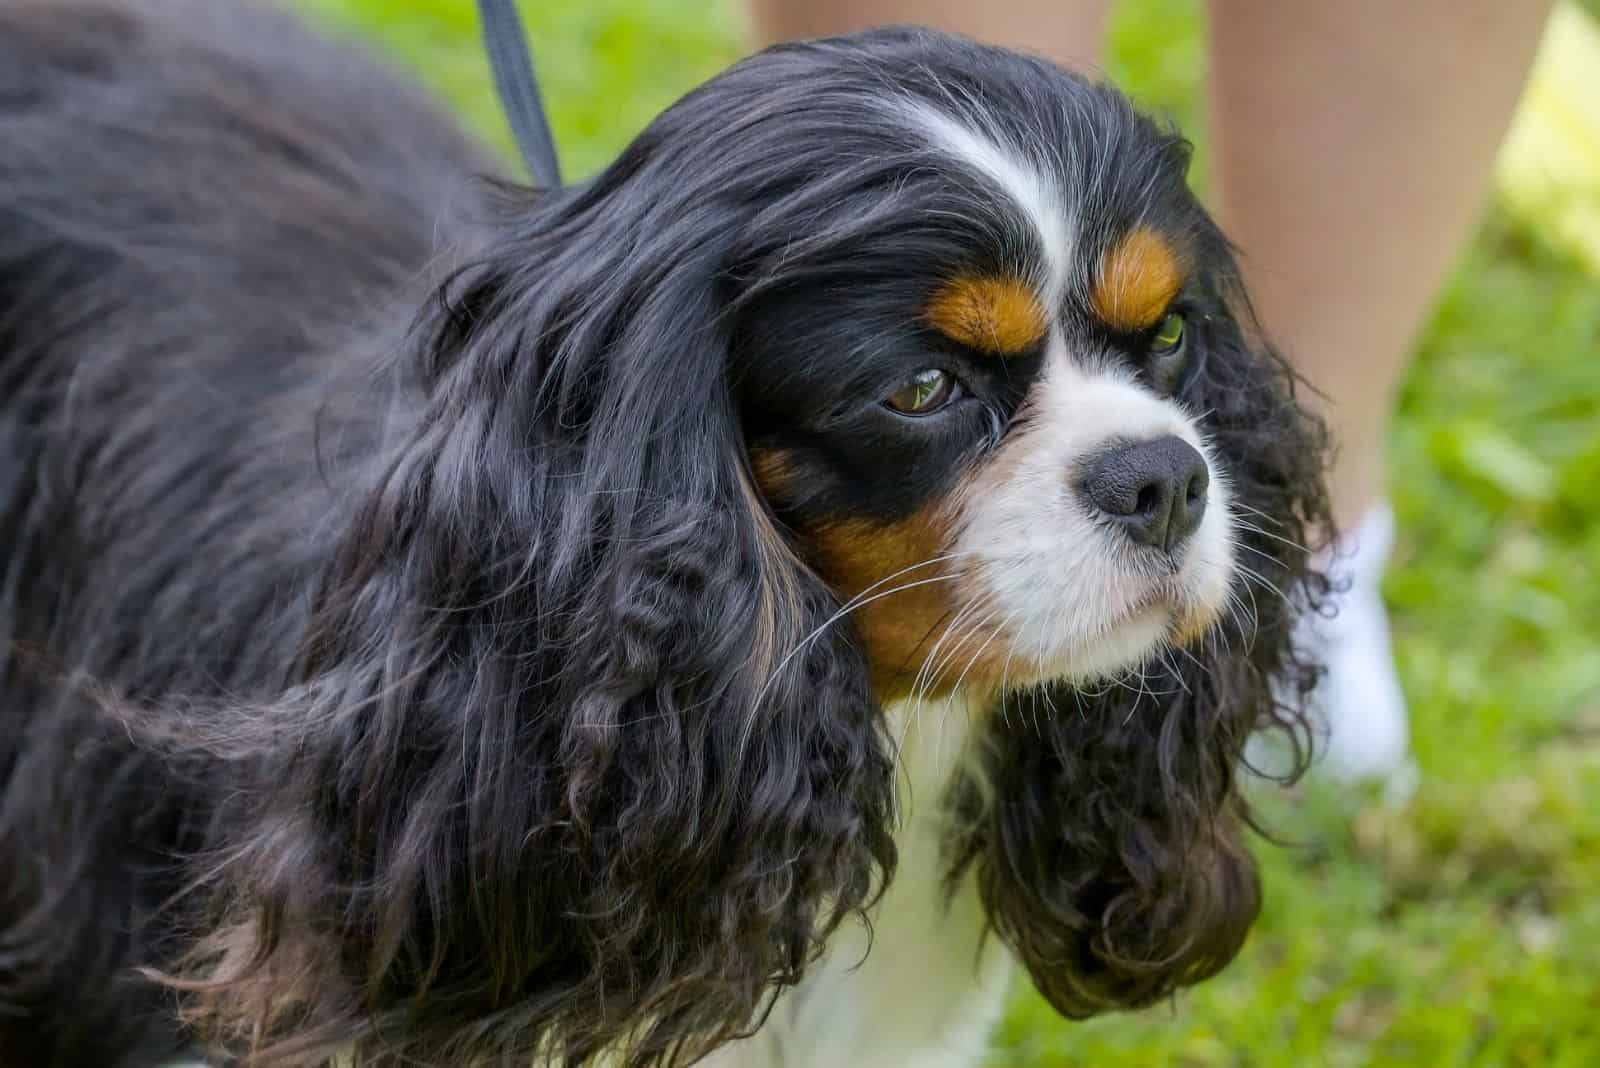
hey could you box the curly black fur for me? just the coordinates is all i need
[0,3,1329,1066]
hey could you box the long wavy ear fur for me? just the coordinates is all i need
[161,179,897,1067]
[947,250,1332,1017]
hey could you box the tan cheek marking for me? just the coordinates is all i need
[803,477,1028,702]
[749,447,796,500]
[806,504,966,698]
[926,274,1049,356]
[1091,227,1184,332]
[751,447,970,695]
[756,448,1041,699]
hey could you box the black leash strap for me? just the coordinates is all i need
[476,0,563,189]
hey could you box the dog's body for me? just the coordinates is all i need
[1,3,490,1062]
[1,3,1329,1066]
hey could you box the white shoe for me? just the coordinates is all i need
[1298,503,1418,797]
[1244,504,1417,800]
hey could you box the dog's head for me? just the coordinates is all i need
[720,31,1332,1021]
[177,28,1328,1067]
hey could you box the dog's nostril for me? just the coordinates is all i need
[1082,435,1209,553]
[1134,484,1162,517]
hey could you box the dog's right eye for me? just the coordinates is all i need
[1144,311,1190,395]
[884,369,958,415]
[1150,312,1185,355]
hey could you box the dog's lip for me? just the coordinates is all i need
[964,571,1217,690]
[1036,597,1175,682]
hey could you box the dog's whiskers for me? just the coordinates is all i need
[1229,515,1313,556]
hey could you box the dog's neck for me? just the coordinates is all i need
[706,693,1013,1068]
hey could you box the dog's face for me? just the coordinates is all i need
[736,69,1239,698]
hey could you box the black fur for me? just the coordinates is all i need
[0,3,1329,1065]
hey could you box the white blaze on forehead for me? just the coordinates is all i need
[897,100,1073,304]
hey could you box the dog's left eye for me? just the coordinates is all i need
[884,369,959,415]
[1147,311,1188,392]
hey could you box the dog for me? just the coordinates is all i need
[0,1,1331,1065]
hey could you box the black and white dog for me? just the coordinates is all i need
[0,2,1330,1065]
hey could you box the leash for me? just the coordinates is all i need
[476,0,564,189]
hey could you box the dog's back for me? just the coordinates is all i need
[0,2,491,1061]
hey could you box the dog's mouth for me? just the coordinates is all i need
[872,554,1237,702]
[1046,594,1180,682]
[999,572,1230,690]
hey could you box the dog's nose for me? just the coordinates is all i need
[1082,436,1209,552]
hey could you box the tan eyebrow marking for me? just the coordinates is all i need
[1091,227,1185,332]
[925,274,1049,357]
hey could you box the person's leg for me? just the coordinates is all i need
[1209,0,1553,532]
[1209,0,1554,782]
[745,0,1113,72]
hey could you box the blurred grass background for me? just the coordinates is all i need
[294,1,1600,1064]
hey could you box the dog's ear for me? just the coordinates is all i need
[166,186,897,1067]
[949,253,1332,1018]
[950,666,1266,1018]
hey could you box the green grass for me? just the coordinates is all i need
[294,2,1600,1064]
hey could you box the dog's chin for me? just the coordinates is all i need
[927,574,1230,703]
[1051,601,1177,683]
[1016,586,1227,691]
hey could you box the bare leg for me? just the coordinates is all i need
[745,0,1114,72]
[1208,0,1554,531]
[1210,0,1553,783]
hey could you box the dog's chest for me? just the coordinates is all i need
[708,697,1012,1068]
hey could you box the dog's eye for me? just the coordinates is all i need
[1151,312,1185,355]
[884,369,958,415]
[1147,312,1188,392]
